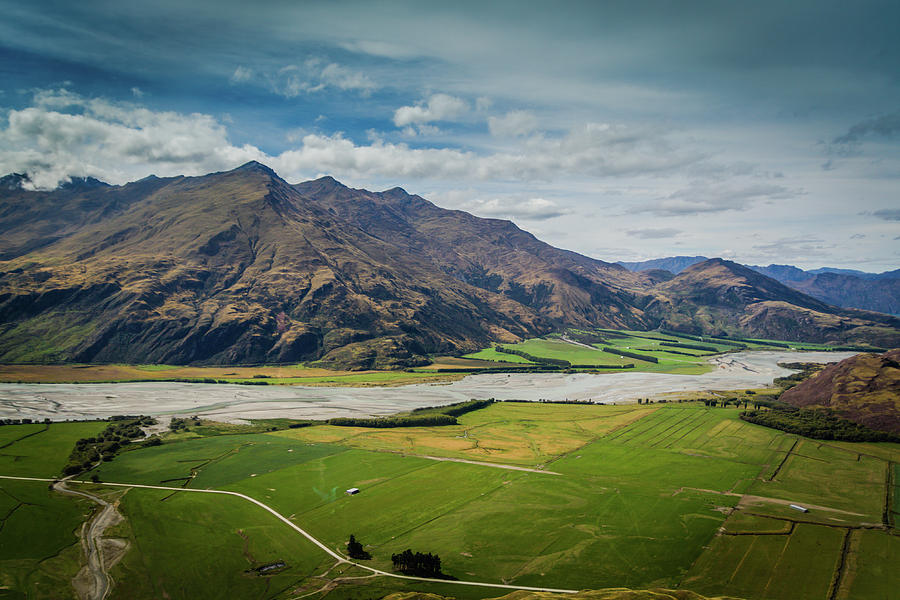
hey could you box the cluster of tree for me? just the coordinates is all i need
[601,347,658,363]
[432,365,563,374]
[564,330,608,345]
[740,408,900,442]
[0,417,51,426]
[701,398,757,408]
[773,362,825,390]
[391,549,446,577]
[328,414,458,428]
[347,534,371,559]
[63,416,154,475]
[170,416,202,431]
[412,399,495,417]
[660,341,720,353]
[705,337,749,349]
[505,398,597,405]
[829,345,887,352]
[494,346,571,367]
[658,330,709,342]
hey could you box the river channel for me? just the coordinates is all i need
[0,351,855,423]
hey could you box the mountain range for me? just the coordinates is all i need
[1,163,898,369]
[619,256,900,316]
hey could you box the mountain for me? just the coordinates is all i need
[617,256,708,274]
[0,163,897,368]
[780,349,900,434]
[645,259,900,346]
[620,257,900,316]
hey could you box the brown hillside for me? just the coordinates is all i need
[780,349,900,434]
[1,163,898,368]
[646,259,900,345]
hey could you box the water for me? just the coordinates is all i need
[0,351,855,423]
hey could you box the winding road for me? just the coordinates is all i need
[2,475,579,594]
[52,478,117,600]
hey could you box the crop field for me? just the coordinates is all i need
[0,402,896,599]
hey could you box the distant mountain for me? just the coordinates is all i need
[0,163,897,368]
[617,256,708,274]
[645,259,900,346]
[780,349,900,434]
[620,257,900,316]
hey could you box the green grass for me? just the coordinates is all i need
[104,487,331,600]
[0,478,95,598]
[1,404,897,599]
[462,348,535,363]
[683,522,845,600]
[0,421,107,477]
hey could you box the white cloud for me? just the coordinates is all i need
[0,90,702,190]
[626,228,681,239]
[130,87,144,98]
[487,110,538,137]
[338,40,417,59]
[230,66,253,83]
[270,60,376,97]
[0,90,262,188]
[634,181,801,216]
[393,94,468,127]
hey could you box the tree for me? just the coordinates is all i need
[347,534,370,559]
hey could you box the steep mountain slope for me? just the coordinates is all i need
[645,259,900,345]
[1,164,897,367]
[293,177,653,328]
[780,349,900,434]
[0,163,552,367]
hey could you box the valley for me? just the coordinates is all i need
[0,399,896,599]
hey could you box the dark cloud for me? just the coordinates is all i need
[834,110,900,144]
[872,209,900,222]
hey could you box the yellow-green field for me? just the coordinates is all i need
[0,402,896,599]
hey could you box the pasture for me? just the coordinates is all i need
[0,401,896,599]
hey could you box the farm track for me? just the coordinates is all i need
[52,478,119,600]
[0,475,579,595]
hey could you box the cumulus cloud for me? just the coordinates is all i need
[634,181,801,216]
[0,90,703,189]
[626,228,681,239]
[0,89,263,188]
[393,94,468,127]
[488,110,538,137]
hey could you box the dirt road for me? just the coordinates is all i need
[53,479,120,600]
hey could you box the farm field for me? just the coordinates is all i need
[0,401,896,599]
[0,329,854,385]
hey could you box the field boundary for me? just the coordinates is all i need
[0,474,579,594]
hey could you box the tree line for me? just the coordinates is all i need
[740,408,900,443]
[63,415,156,475]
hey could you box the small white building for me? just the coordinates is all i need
[789,504,808,513]
[346,487,360,495]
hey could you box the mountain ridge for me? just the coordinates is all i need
[0,163,897,368]
[619,256,900,316]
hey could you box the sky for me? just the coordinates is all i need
[1,0,898,271]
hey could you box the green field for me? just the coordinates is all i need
[462,329,854,376]
[0,402,896,599]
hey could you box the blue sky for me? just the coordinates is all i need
[1,0,899,270]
